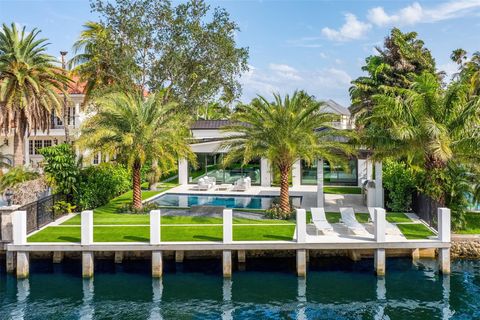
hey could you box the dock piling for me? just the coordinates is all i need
[297,249,307,277]
[53,251,64,263]
[237,250,246,263]
[223,250,232,278]
[437,208,451,274]
[175,250,184,263]
[82,252,94,278]
[152,251,163,278]
[114,251,123,264]
[374,249,386,276]
[16,252,29,279]
[6,251,16,273]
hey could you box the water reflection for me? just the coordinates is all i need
[11,278,29,320]
[222,279,233,320]
[80,279,94,320]
[442,275,453,319]
[374,277,386,320]
[149,278,163,320]
[296,277,306,320]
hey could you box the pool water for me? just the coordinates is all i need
[1,258,479,319]
[151,193,302,209]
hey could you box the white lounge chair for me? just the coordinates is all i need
[196,176,216,190]
[340,207,369,235]
[311,207,334,235]
[232,177,251,191]
[368,207,400,235]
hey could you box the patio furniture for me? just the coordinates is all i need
[196,176,216,190]
[340,207,369,235]
[311,207,334,235]
[367,207,399,235]
[216,184,233,191]
[232,177,251,191]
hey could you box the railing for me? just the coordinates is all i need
[412,192,441,229]
[18,194,67,234]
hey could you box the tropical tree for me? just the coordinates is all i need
[197,101,232,120]
[69,21,134,103]
[350,28,436,122]
[0,23,70,166]
[366,72,480,209]
[78,90,194,210]
[222,92,355,214]
[0,166,39,192]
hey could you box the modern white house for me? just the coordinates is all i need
[178,100,384,208]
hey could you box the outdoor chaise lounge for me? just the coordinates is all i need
[232,177,251,191]
[340,207,369,235]
[196,176,216,190]
[311,207,334,235]
[367,207,400,235]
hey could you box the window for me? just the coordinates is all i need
[29,140,53,155]
[93,153,100,165]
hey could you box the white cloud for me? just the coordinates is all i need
[438,61,460,82]
[368,3,423,26]
[367,0,480,27]
[240,64,352,105]
[321,13,371,42]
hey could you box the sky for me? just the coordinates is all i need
[1,0,480,106]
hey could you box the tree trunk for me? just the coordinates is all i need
[63,97,70,144]
[132,161,142,211]
[13,112,26,167]
[279,165,291,213]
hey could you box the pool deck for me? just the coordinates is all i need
[147,184,368,213]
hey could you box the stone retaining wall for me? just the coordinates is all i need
[451,236,480,259]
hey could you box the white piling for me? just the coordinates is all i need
[81,210,94,245]
[296,209,307,243]
[223,209,233,244]
[150,210,161,245]
[437,208,451,274]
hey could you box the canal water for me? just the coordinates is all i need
[0,257,479,319]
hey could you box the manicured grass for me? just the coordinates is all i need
[28,223,295,243]
[386,213,412,223]
[396,223,435,239]
[455,211,480,234]
[324,212,370,223]
[324,186,362,194]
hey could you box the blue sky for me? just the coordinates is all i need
[1,0,480,106]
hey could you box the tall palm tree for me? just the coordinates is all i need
[0,23,70,166]
[223,92,355,213]
[78,90,194,210]
[69,21,135,103]
[367,72,480,205]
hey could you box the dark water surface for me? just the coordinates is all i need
[1,257,479,319]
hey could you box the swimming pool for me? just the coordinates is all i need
[151,193,302,209]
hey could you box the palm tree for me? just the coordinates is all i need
[78,90,194,210]
[367,72,480,205]
[69,21,135,103]
[222,92,355,214]
[0,23,70,166]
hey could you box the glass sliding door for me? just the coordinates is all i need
[189,153,261,185]
[301,158,358,186]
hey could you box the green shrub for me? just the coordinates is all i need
[52,201,76,216]
[39,143,80,197]
[78,163,131,210]
[0,166,39,192]
[117,201,160,214]
[383,160,416,212]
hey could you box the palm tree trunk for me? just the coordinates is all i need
[279,165,291,213]
[13,112,26,167]
[132,161,142,210]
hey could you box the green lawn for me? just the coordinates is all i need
[28,223,295,242]
[455,211,480,234]
[324,186,362,194]
[386,213,412,223]
[396,223,435,239]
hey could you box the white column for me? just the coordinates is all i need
[317,159,324,207]
[74,102,81,129]
[438,208,451,243]
[12,211,27,245]
[81,210,94,245]
[16,252,29,279]
[375,162,384,208]
[374,208,386,242]
[150,210,161,245]
[223,209,233,243]
[292,160,301,188]
[357,158,366,186]
[374,249,386,276]
[152,251,163,278]
[366,158,373,180]
[260,158,272,187]
[296,249,307,277]
[223,250,232,278]
[82,252,94,278]
[438,207,451,274]
[178,158,188,185]
[296,208,307,243]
